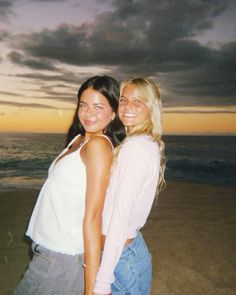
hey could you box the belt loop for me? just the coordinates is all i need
[32,243,40,255]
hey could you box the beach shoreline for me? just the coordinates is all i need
[0,181,235,295]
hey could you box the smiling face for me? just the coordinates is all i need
[78,87,115,137]
[118,83,150,131]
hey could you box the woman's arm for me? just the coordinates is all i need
[82,136,113,295]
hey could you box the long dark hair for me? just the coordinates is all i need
[65,75,126,147]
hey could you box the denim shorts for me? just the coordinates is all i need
[111,231,152,295]
[13,243,84,295]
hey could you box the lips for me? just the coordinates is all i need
[84,119,95,126]
[123,113,136,118]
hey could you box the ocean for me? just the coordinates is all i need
[0,132,235,191]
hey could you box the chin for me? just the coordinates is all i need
[121,120,135,127]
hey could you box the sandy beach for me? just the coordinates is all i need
[0,181,235,295]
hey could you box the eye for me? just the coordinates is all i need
[119,97,126,103]
[79,103,86,109]
[133,99,142,105]
[94,105,104,110]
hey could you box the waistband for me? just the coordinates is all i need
[31,242,83,259]
[122,231,144,255]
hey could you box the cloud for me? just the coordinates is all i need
[162,41,236,105]
[0,99,73,110]
[5,0,236,108]
[0,85,77,104]
[0,0,68,20]
[0,30,9,41]
[9,1,227,66]
[7,50,57,70]
[0,99,57,109]
[0,1,13,19]
[12,71,84,84]
[164,106,236,114]
[33,0,66,2]
[0,91,25,97]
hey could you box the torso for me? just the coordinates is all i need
[54,135,87,166]
[26,133,113,255]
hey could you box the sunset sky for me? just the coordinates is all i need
[0,0,235,134]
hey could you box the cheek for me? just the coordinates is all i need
[143,108,151,120]
[137,107,150,122]
[77,109,83,120]
[118,105,124,116]
[98,110,112,122]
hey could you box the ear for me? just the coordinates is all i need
[111,113,116,121]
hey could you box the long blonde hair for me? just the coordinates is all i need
[117,77,166,198]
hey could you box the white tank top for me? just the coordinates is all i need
[26,134,112,255]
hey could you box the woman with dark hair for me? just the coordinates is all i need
[66,75,126,147]
[13,76,126,295]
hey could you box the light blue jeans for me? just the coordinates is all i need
[111,231,152,295]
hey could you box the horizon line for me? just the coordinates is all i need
[0,131,235,136]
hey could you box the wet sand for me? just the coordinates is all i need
[0,181,235,295]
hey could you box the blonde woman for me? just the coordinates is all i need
[94,77,165,295]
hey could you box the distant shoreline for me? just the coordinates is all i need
[0,131,235,136]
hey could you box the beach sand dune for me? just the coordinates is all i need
[0,181,236,295]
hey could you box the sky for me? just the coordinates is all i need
[0,0,236,134]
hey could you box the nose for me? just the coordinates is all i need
[85,107,95,117]
[123,100,135,111]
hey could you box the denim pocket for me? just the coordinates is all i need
[111,277,127,294]
[113,237,152,295]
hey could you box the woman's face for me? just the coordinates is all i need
[78,88,115,137]
[118,83,150,130]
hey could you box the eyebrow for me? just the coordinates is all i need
[120,95,140,100]
[80,100,106,106]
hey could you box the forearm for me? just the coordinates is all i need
[83,216,102,295]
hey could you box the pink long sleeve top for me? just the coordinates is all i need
[94,135,160,294]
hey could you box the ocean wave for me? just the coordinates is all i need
[1,133,235,189]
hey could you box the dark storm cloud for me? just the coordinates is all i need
[0,1,12,18]
[32,0,66,2]
[7,51,57,70]
[163,41,236,106]
[13,71,86,85]
[0,0,67,19]
[6,0,236,107]
[9,0,226,66]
